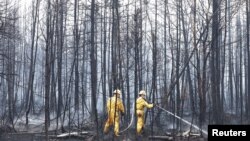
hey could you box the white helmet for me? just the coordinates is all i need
[139,90,146,96]
[113,89,121,95]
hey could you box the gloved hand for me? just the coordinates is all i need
[154,103,159,107]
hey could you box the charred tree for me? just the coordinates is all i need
[211,0,222,124]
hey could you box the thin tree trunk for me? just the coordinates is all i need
[90,0,98,138]
[45,0,52,140]
[56,0,64,132]
[246,0,250,120]
[175,0,181,129]
[228,0,233,113]
[211,0,222,124]
[102,0,107,115]
[125,0,131,125]
[134,1,139,137]
[74,0,79,111]
[26,0,40,126]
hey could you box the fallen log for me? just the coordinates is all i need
[56,131,89,138]
[38,131,92,140]
[165,132,173,136]
[181,130,201,137]
[148,136,173,140]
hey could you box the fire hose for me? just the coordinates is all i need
[119,103,208,135]
[119,102,135,133]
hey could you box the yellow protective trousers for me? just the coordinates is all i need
[103,96,124,136]
[136,110,144,134]
[104,111,120,136]
[136,97,153,135]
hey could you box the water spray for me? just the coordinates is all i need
[156,105,208,135]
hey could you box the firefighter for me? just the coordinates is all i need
[104,89,125,136]
[136,90,154,135]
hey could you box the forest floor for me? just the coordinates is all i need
[100,127,207,141]
[0,124,207,141]
[0,113,208,141]
[0,130,207,141]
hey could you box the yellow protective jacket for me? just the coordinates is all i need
[136,97,153,134]
[106,96,125,116]
[104,96,125,136]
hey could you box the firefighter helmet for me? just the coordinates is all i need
[113,89,121,95]
[139,90,146,96]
